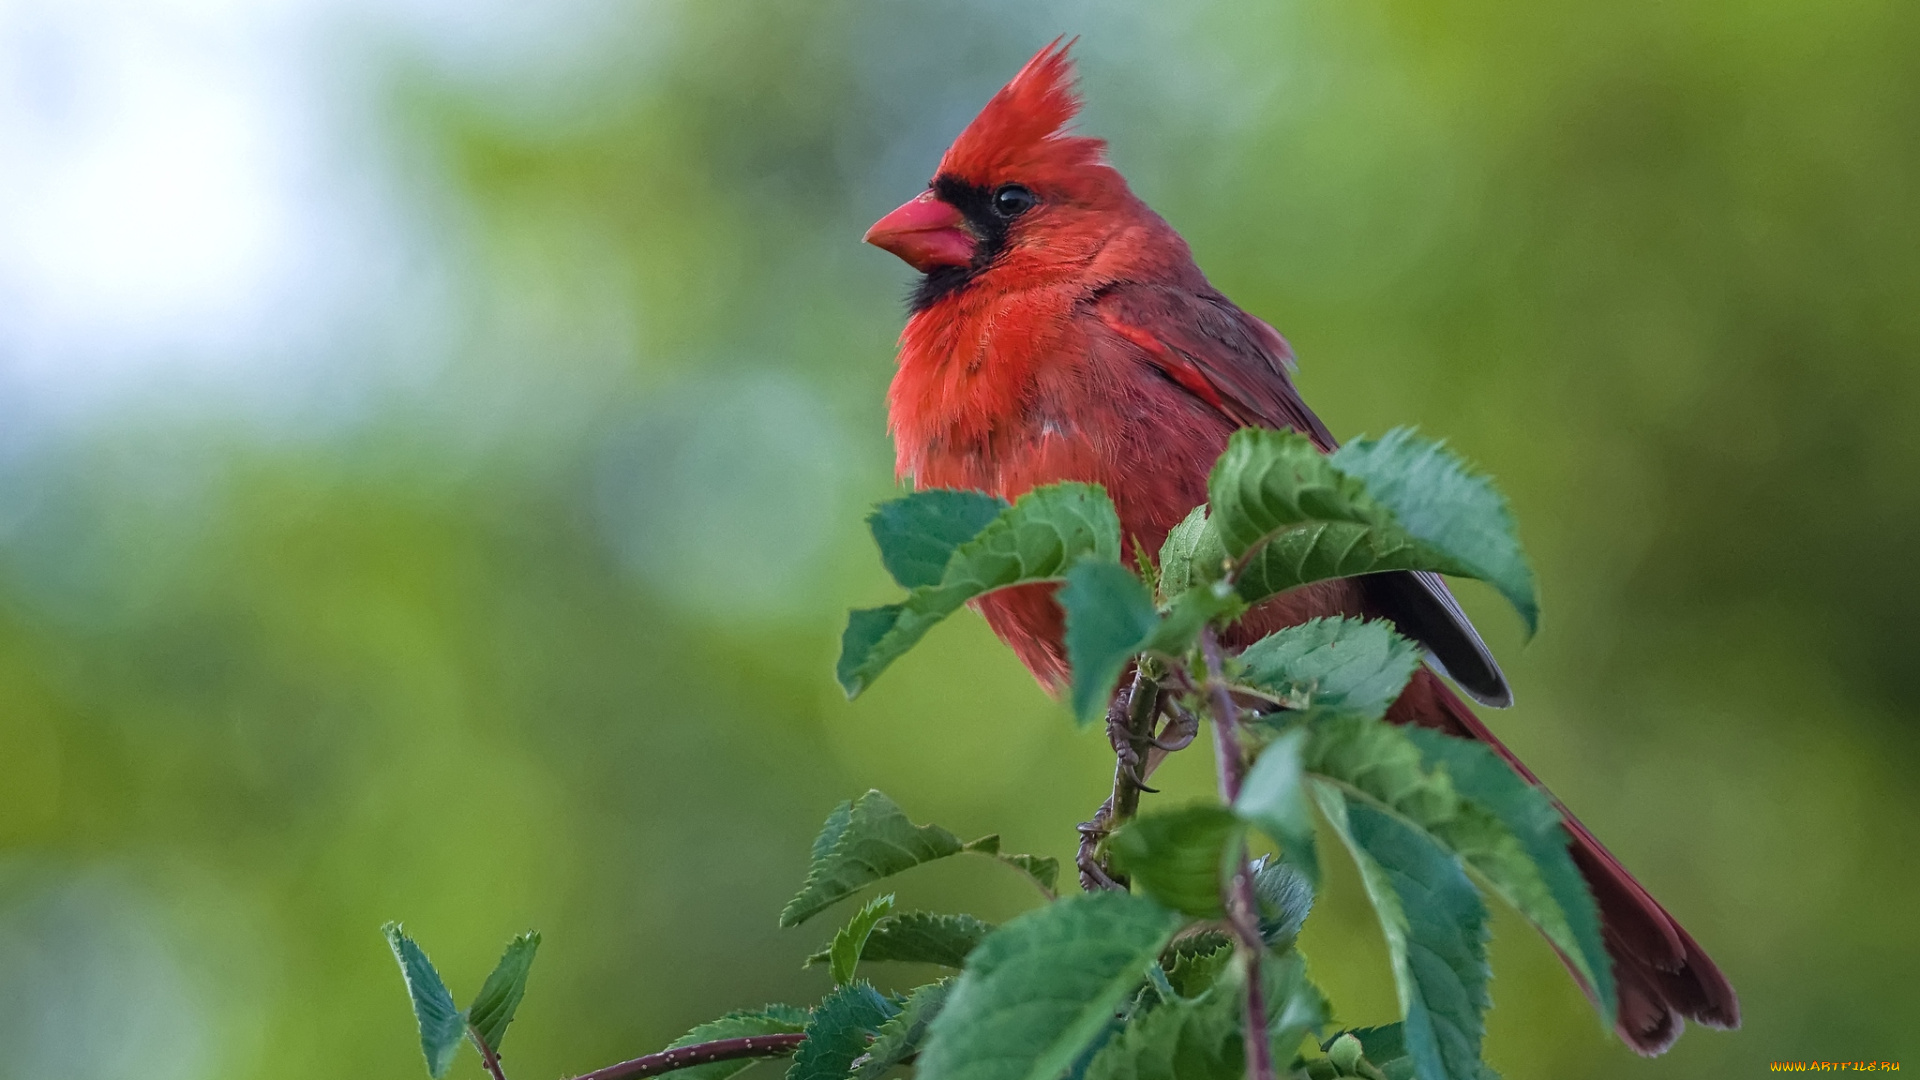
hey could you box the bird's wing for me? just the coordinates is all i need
[1090,282,1337,449]
[1090,282,1513,707]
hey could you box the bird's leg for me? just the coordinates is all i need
[1110,668,1162,799]
[1144,707,1200,753]
[1075,667,1163,892]
[1075,796,1124,892]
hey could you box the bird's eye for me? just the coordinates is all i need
[993,184,1037,219]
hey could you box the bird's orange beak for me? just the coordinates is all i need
[864,191,975,272]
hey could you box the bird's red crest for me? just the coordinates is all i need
[937,38,1106,185]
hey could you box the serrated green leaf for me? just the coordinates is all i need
[839,483,1123,696]
[819,911,993,969]
[1303,713,1458,827]
[1162,941,1234,999]
[665,1006,812,1080]
[1162,928,1232,962]
[1263,948,1331,1059]
[855,979,954,1080]
[466,930,539,1055]
[1403,728,1614,1026]
[1204,428,1536,633]
[1250,856,1314,950]
[1085,949,1325,1080]
[1148,582,1245,657]
[1062,559,1162,727]
[789,983,897,1080]
[1237,618,1422,721]
[995,852,1061,896]
[1331,430,1536,635]
[868,490,1010,589]
[1237,728,1320,886]
[917,892,1185,1080]
[1081,962,1243,1080]
[782,791,966,927]
[1303,713,1611,1029]
[827,894,897,985]
[963,834,1060,897]
[839,606,906,691]
[1314,787,1490,1080]
[383,923,465,1079]
[810,799,855,864]
[1107,805,1243,919]
[1155,505,1226,601]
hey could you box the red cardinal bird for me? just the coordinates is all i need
[863,40,1737,1055]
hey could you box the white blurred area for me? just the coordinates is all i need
[0,0,658,431]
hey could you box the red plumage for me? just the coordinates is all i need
[866,39,1737,1054]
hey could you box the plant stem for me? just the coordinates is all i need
[1200,627,1277,1080]
[470,1028,511,1080]
[1201,629,1250,802]
[568,1033,807,1080]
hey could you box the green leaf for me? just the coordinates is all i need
[788,983,897,1080]
[666,1006,813,1080]
[1204,428,1536,633]
[1403,728,1614,1026]
[782,791,965,927]
[1302,713,1457,828]
[995,852,1061,896]
[1061,559,1162,727]
[809,799,856,863]
[838,483,1123,696]
[961,834,1060,897]
[1236,728,1320,886]
[382,923,465,1079]
[1237,618,1422,720]
[854,979,955,1080]
[466,930,539,1056]
[1147,583,1245,658]
[1080,964,1243,1080]
[1314,788,1490,1080]
[1331,429,1536,635]
[821,911,993,969]
[1155,505,1226,601]
[1303,713,1612,1029]
[1107,805,1244,919]
[1262,949,1331,1060]
[916,892,1185,1080]
[828,894,897,985]
[868,490,1010,589]
[1162,940,1233,999]
[1250,856,1314,950]
[1085,950,1325,1080]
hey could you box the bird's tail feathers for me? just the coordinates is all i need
[1387,668,1741,1055]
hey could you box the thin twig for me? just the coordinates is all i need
[1200,626,1277,1080]
[1201,629,1249,803]
[568,1033,807,1080]
[1229,861,1274,1080]
[470,1029,511,1080]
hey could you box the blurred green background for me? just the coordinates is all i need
[1,1,1915,1077]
